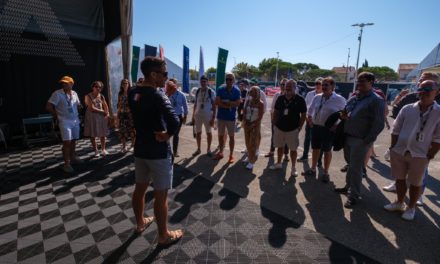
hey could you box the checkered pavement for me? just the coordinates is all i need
[0,138,376,263]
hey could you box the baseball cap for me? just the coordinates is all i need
[200,75,208,81]
[59,76,74,84]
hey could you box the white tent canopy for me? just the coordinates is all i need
[407,42,440,81]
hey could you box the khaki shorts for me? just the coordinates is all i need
[194,113,212,134]
[218,120,235,137]
[390,150,429,187]
[273,126,299,150]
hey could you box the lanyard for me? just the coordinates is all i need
[64,92,73,107]
[315,95,329,119]
[419,105,433,133]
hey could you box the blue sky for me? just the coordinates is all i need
[133,0,439,72]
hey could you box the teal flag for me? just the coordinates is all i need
[131,46,140,82]
[215,47,228,89]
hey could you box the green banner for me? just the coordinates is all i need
[131,46,140,83]
[215,47,228,89]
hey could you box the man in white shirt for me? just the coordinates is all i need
[298,77,323,162]
[192,75,216,156]
[384,80,440,221]
[46,76,82,173]
[302,77,346,183]
[265,78,288,158]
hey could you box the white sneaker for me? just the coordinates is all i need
[382,182,396,192]
[128,147,134,152]
[384,149,391,161]
[246,163,254,170]
[401,207,416,221]
[291,167,298,177]
[269,163,282,170]
[62,164,74,173]
[242,157,249,163]
[94,150,101,157]
[102,149,109,156]
[416,196,424,206]
[384,201,406,212]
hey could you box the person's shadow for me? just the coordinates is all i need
[259,166,305,248]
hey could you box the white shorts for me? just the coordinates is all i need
[59,121,80,141]
[273,126,299,150]
[194,113,212,134]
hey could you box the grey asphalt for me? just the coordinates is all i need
[175,97,440,264]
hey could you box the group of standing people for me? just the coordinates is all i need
[46,77,136,173]
[46,56,439,251]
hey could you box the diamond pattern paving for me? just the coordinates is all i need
[0,139,377,263]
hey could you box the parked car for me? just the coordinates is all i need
[265,86,280,96]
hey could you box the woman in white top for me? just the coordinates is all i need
[243,86,265,170]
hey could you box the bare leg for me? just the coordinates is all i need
[196,132,202,151]
[396,179,407,204]
[290,150,297,169]
[408,185,421,209]
[311,149,319,170]
[100,137,106,151]
[324,151,332,174]
[62,141,71,165]
[277,147,283,164]
[207,132,212,152]
[90,137,97,151]
[70,140,76,160]
[132,182,149,228]
[229,136,235,157]
[218,134,225,154]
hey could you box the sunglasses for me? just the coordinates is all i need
[280,83,285,86]
[154,71,168,77]
[226,78,234,81]
[417,87,435,92]
[315,82,322,85]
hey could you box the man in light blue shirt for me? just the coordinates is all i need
[166,78,188,157]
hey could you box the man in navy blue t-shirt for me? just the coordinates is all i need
[128,56,183,247]
[213,73,241,163]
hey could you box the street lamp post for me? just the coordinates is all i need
[352,22,374,92]
[345,48,350,82]
[275,51,279,87]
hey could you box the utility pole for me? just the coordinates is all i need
[275,51,279,87]
[352,22,374,92]
[345,48,350,82]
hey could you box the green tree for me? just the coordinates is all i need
[232,62,260,79]
[189,69,198,80]
[358,66,399,81]
[362,59,369,68]
[205,67,216,81]
[303,69,337,82]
